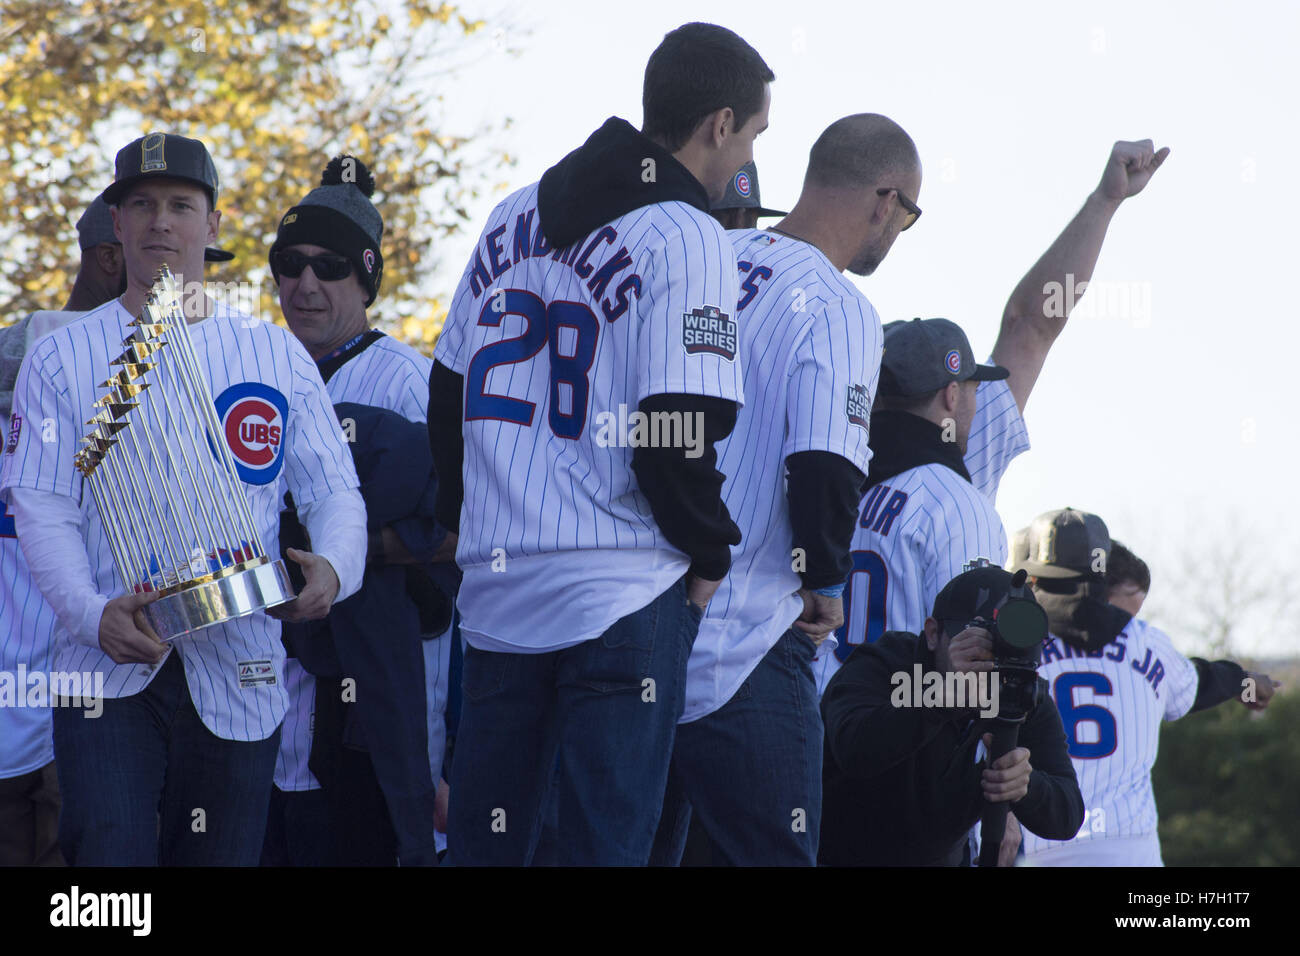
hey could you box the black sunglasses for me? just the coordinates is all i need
[877,187,922,230]
[272,249,353,281]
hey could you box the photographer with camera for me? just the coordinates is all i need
[820,564,1084,866]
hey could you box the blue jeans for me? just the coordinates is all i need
[53,651,280,866]
[650,627,823,866]
[261,786,330,867]
[447,576,701,866]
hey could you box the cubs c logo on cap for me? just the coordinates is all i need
[734,171,751,197]
[211,382,288,485]
[945,349,962,374]
[363,249,375,274]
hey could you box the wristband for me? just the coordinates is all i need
[811,582,846,599]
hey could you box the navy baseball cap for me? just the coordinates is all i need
[76,196,117,250]
[1016,508,1112,580]
[879,317,1008,397]
[712,161,786,217]
[102,132,219,207]
[932,564,1042,627]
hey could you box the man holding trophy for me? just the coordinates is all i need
[0,133,367,866]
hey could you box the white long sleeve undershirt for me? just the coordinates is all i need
[9,485,367,645]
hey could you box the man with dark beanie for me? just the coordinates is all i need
[268,155,455,866]
[429,22,773,865]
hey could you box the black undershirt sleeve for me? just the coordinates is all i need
[1189,658,1248,712]
[786,451,867,590]
[631,394,741,581]
[426,361,465,532]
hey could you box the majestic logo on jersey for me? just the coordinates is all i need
[211,383,289,485]
[363,249,376,274]
[945,349,962,374]
[734,171,751,197]
[237,658,277,688]
[5,415,20,455]
[682,305,737,361]
[846,384,871,430]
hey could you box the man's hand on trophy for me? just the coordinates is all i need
[267,547,341,623]
[98,591,168,665]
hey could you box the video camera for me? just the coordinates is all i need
[964,565,1048,722]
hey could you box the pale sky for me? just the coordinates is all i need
[435,0,1300,657]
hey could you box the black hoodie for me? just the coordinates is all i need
[428,117,741,580]
[820,631,1084,866]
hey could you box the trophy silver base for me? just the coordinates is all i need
[142,557,295,642]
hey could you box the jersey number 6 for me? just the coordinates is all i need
[1054,672,1118,759]
[465,289,599,439]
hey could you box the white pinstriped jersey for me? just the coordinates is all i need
[0,300,360,741]
[326,334,432,424]
[1023,618,1198,859]
[434,183,743,653]
[424,620,452,781]
[812,377,1029,694]
[274,659,318,791]
[0,312,81,777]
[682,230,881,723]
[425,624,452,856]
[275,333,433,790]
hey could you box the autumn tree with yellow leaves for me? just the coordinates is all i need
[0,0,518,348]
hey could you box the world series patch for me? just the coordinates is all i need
[5,415,20,455]
[682,305,737,361]
[846,384,871,430]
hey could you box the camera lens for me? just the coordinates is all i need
[995,599,1048,650]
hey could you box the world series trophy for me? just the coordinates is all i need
[72,266,294,640]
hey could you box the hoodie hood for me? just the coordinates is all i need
[538,117,710,249]
[865,410,972,489]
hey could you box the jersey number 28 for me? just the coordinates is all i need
[465,289,599,439]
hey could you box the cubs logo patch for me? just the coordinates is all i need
[5,415,21,455]
[211,382,289,485]
[846,384,871,430]
[945,349,962,374]
[682,305,737,361]
[363,248,375,274]
[237,659,276,689]
[734,171,751,197]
